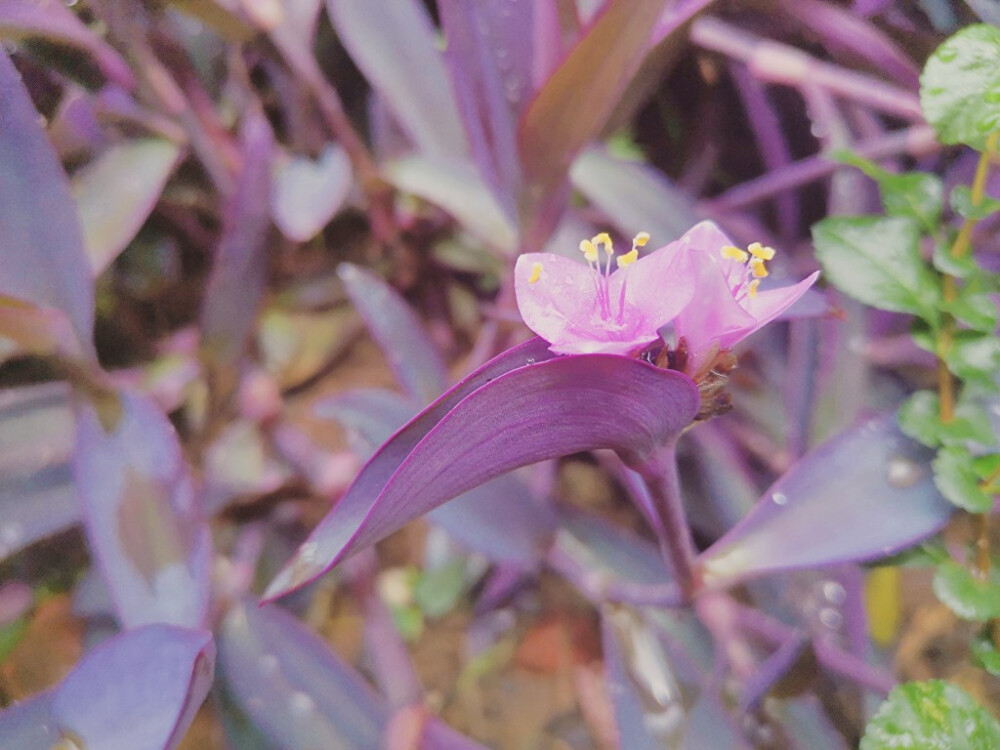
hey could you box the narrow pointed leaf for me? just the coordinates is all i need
[325,0,468,158]
[73,390,211,627]
[0,51,94,358]
[698,414,953,589]
[51,624,215,750]
[438,0,529,216]
[200,106,274,369]
[318,388,558,565]
[519,0,667,198]
[338,263,448,403]
[0,0,135,87]
[73,138,183,275]
[265,351,698,599]
[219,600,387,749]
[0,383,80,561]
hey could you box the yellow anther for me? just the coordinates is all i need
[528,262,543,284]
[748,279,761,298]
[748,242,776,261]
[616,249,639,269]
[579,239,599,262]
[632,231,650,248]
[593,232,614,256]
[721,245,749,263]
[749,257,769,278]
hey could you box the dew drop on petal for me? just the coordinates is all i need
[886,456,925,488]
[822,581,846,605]
[771,491,788,506]
[289,691,316,717]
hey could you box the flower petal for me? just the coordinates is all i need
[613,236,696,336]
[726,270,821,349]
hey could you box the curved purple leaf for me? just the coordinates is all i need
[0,691,58,750]
[0,0,135,88]
[73,390,211,627]
[219,600,387,749]
[272,144,351,242]
[0,51,94,358]
[200,105,274,369]
[265,350,698,600]
[338,263,449,404]
[518,0,667,198]
[697,414,954,589]
[317,388,558,566]
[0,383,80,561]
[51,624,215,750]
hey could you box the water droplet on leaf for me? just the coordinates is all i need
[886,456,925,488]
[771,491,788,506]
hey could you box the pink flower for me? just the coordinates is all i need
[514,231,696,355]
[669,222,820,378]
[514,222,819,373]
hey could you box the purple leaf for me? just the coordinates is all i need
[272,144,352,241]
[0,51,95,358]
[324,0,468,159]
[518,0,667,199]
[219,600,388,748]
[602,605,686,748]
[73,138,183,275]
[0,691,58,750]
[555,509,672,587]
[570,147,700,243]
[697,414,954,589]
[438,0,531,216]
[51,624,215,750]
[317,388,557,565]
[265,347,698,600]
[0,383,80,561]
[200,105,274,369]
[0,0,135,88]
[73,390,211,628]
[338,263,449,404]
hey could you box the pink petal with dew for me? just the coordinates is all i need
[617,236,696,333]
[515,252,660,355]
[729,271,822,350]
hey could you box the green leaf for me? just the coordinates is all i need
[812,216,940,320]
[934,445,993,511]
[898,391,943,447]
[933,559,1000,621]
[945,397,998,448]
[933,240,979,278]
[946,331,1000,387]
[920,24,1000,149]
[950,185,1000,221]
[945,289,999,333]
[861,680,1000,749]
[971,631,1000,676]
[413,561,466,618]
[833,152,943,232]
[972,453,1000,482]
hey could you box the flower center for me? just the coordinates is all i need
[719,241,776,303]
[529,231,650,327]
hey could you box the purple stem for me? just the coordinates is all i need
[733,602,895,695]
[691,17,922,121]
[700,125,937,213]
[622,441,698,601]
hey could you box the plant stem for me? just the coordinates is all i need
[624,441,698,601]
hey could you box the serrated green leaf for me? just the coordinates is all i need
[934,445,993,511]
[951,395,999,448]
[812,216,940,320]
[972,453,1000,482]
[861,680,1000,749]
[899,391,943,447]
[920,24,1000,149]
[933,559,1000,621]
[946,331,1000,387]
[945,289,999,332]
[951,185,1000,220]
[834,152,944,232]
[971,631,1000,676]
